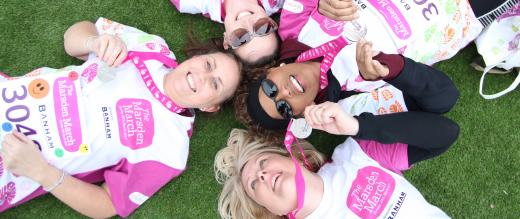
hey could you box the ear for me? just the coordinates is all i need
[222,33,230,50]
[200,105,220,112]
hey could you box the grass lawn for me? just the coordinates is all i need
[1,0,520,218]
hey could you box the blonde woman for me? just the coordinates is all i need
[215,102,459,219]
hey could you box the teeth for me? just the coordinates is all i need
[290,75,304,93]
[187,73,196,92]
[237,11,252,20]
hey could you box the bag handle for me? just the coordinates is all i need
[479,62,520,99]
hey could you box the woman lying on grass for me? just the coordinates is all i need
[0,17,241,217]
[235,39,459,142]
[215,102,459,218]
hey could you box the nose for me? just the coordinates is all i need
[257,171,268,182]
[275,85,291,100]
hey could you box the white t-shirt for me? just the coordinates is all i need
[0,18,194,217]
[307,138,449,219]
[170,0,284,23]
[279,0,482,92]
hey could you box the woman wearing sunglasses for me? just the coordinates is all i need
[215,101,459,218]
[0,18,241,217]
[235,39,459,138]
[170,0,359,67]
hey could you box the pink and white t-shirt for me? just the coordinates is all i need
[307,138,449,219]
[279,0,482,92]
[0,18,194,217]
[170,0,284,22]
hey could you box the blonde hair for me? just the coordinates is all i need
[214,129,326,219]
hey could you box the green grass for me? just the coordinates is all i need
[1,0,520,218]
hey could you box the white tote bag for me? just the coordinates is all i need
[476,5,520,99]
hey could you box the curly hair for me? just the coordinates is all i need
[233,63,288,145]
[214,129,326,219]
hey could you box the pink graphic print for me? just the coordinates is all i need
[311,9,345,36]
[347,166,396,219]
[367,0,411,40]
[296,37,349,89]
[268,0,277,8]
[0,156,3,177]
[0,182,16,207]
[82,63,98,83]
[160,44,170,56]
[116,98,155,149]
[53,77,83,152]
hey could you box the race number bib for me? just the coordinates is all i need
[0,70,89,160]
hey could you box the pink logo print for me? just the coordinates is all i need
[268,0,277,8]
[0,156,3,177]
[0,182,16,207]
[82,63,98,83]
[355,75,365,82]
[346,166,395,219]
[146,43,156,50]
[160,44,170,56]
[116,98,155,149]
[311,9,344,36]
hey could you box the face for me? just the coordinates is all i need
[223,0,278,64]
[164,52,240,111]
[259,62,321,119]
[241,152,299,216]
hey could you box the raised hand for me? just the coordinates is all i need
[356,39,389,80]
[318,0,359,21]
[304,101,359,136]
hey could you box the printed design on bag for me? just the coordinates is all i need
[381,89,394,101]
[0,182,16,207]
[116,98,154,149]
[371,90,379,101]
[389,101,404,113]
[346,166,396,219]
[377,107,388,115]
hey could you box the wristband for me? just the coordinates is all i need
[43,169,66,192]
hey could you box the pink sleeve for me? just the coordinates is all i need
[104,159,184,217]
[278,0,318,41]
[356,139,410,175]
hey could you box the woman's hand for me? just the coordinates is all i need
[356,39,389,80]
[1,131,50,182]
[87,34,128,67]
[304,101,359,136]
[318,0,359,21]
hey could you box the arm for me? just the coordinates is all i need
[304,102,459,148]
[64,21,127,67]
[1,131,116,218]
[356,40,459,113]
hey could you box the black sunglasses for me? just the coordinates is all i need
[260,78,293,119]
[229,17,278,49]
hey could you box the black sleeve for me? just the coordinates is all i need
[386,57,459,114]
[354,112,460,151]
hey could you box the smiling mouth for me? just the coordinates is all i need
[290,75,304,93]
[236,11,252,20]
[186,72,196,92]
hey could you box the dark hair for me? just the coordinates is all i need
[234,64,286,145]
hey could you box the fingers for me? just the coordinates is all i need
[113,44,128,67]
[12,131,32,144]
[318,0,359,21]
[304,102,337,127]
